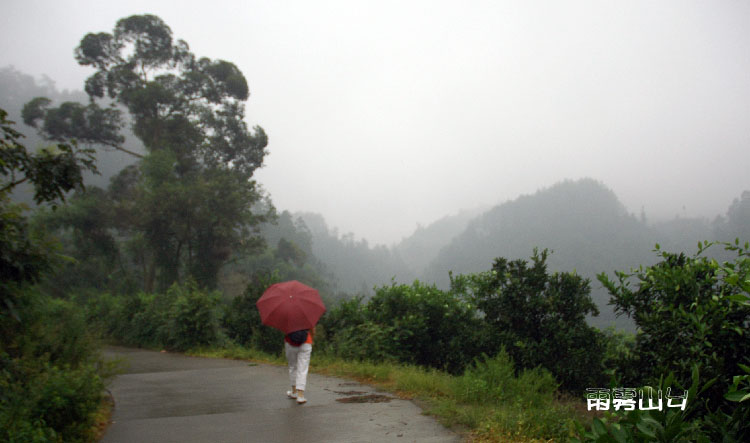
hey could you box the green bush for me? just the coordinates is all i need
[91,281,225,351]
[105,291,174,348]
[317,296,367,347]
[131,291,176,347]
[328,321,401,363]
[1,360,58,443]
[572,370,719,442]
[578,241,750,441]
[1,293,106,443]
[449,349,572,441]
[1,351,105,443]
[222,290,258,347]
[454,351,516,404]
[165,281,223,351]
[455,349,558,406]
[34,364,105,442]
[599,326,636,377]
[451,248,607,392]
[79,291,123,338]
[377,281,487,373]
[598,242,750,414]
[324,281,486,373]
[222,272,284,354]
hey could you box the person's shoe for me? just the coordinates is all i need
[286,390,297,399]
[296,391,307,404]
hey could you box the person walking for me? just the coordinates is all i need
[285,327,314,404]
[256,280,325,405]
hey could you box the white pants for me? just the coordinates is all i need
[285,342,312,391]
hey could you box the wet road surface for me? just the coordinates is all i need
[100,346,462,443]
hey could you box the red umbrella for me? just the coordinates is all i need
[256,281,326,334]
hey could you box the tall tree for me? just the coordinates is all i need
[23,14,270,290]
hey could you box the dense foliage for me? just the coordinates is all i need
[1,105,95,325]
[451,248,607,392]
[222,272,284,354]
[579,241,750,441]
[1,295,107,442]
[321,281,486,374]
[84,280,224,352]
[1,108,107,442]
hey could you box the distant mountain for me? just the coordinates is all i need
[393,207,486,276]
[296,212,416,295]
[281,180,750,331]
[293,206,484,295]
[417,182,749,330]
[422,179,662,329]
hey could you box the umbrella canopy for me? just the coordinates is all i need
[256,280,326,334]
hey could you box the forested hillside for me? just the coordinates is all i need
[420,179,750,329]
[4,67,749,330]
[393,207,485,276]
[296,212,415,294]
[421,179,655,328]
[248,179,750,332]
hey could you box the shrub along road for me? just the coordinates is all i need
[100,346,461,443]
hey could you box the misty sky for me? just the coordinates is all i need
[3,0,749,245]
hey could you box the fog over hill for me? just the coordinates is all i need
[295,212,415,295]
[420,179,656,329]
[392,206,487,276]
[424,179,655,282]
[0,66,144,197]
[297,178,749,331]
[5,66,748,331]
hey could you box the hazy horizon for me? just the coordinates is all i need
[3,0,749,245]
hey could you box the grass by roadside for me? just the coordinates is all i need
[188,345,593,442]
[92,391,115,441]
[187,343,287,365]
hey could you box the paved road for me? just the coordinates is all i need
[100,346,462,443]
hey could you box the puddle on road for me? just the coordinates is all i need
[329,381,396,403]
[336,394,395,403]
[333,390,368,395]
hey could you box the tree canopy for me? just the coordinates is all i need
[22,14,271,291]
[71,14,266,175]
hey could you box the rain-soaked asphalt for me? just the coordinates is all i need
[100,346,462,443]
